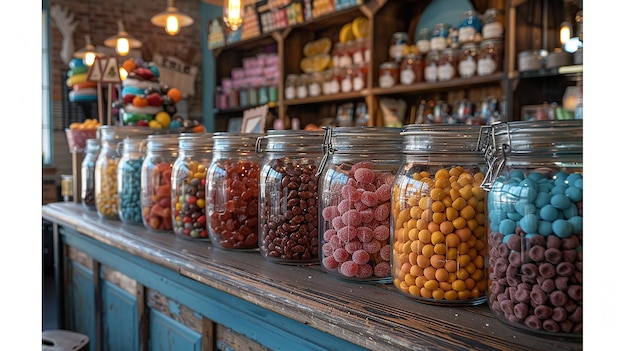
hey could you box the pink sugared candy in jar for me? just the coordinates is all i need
[320,161,394,282]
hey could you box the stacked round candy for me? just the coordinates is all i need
[66,58,97,102]
[115,58,185,130]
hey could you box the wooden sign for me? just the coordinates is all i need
[86,56,121,126]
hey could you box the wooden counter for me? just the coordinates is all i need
[42,202,583,351]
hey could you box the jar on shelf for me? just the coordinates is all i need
[342,40,356,68]
[458,10,482,44]
[117,137,146,224]
[389,32,409,63]
[140,134,179,231]
[331,42,346,69]
[353,37,366,65]
[477,38,504,76]
[430,23,450,51]
[479,120,583,337]
[285,74,298,100]
[339,67,354,93]
[81,138,99,209]
[296,74,309,99]
[308,72,323,97]
[437,48,458,81]
[424,51,440,83]
[352,63,367,92]
[391,124,489,306]
[416,28,431,54]
[378,62,399,88]
[400,53,424,85]
[317,126,403,283]
[172,133,214,240]
[206,133,263,250]
[458,42,479,78]
[323,68,340,95]
[482,8,505,40]
[257,130,325,264]
[95,126,156,220]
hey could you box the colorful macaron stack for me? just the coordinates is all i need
[66,58,97,102]
[115,58,184,129]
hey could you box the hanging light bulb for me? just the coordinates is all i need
[223,0,243,31]
[559,21,571,47]
[104,20,142,57]
[73,35,102,66]
[151,0,194,36]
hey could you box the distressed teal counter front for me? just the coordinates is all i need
[42,202,583,351]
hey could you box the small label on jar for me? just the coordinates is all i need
[308,82,321,97]
[389,44,407,60]
[353,51,364,65]
[341,76,353,93]
[482,22,504,39]
[458,26,476,43]
[379,73,396,88]
[297,85,308,99]
[339,54,352,68]
[424,64,438,82]
[285,86,296,100]
[400,67,416,85]
[417,40,430,54]
[353,75,364,91]
[430,37,447,51]
[477,57,496,76]
[459,57,477,78]
[437,63,455,81]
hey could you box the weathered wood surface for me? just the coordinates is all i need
[43,202,583,351]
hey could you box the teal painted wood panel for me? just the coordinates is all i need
[149,309,202,351]
[67,260,96,351]
[102,281,139,351]
[62,228,368,351]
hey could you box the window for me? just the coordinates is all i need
[42,2,52,165]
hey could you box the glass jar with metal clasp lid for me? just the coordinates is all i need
[437,48,459,81]
[479,120,583,338]
[482,8,505,40]
[140,134,179,231]
[458,10,482,44]
[81,138,99,209]
[430,23,450,51]
[317,126,403,283]
[477,38,504,76]
[458,42,479,78]
[256,130,325,264]
[206,132,264,250]
[400,53,424,85]
[171,133,214,240]
[391,124,490,306]
[117,136,147,224]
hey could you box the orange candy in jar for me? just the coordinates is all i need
[206,133,263,250]
[140,134,179,231]
[391,124,488,305]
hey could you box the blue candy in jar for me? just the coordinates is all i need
[458,10,482,44]
[430,23,450,51]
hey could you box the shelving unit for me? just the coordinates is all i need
[209,0,582,130]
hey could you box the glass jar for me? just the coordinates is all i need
[339,67,354,93]
[482,8,505,40]
[323,68,340,95]
[296,74,309,99]
[378,62,399,88]
[140,134,179,231]
[285,74,298,100]
[458,10,482,44]
[480,120,583,337]
[389,32,409,63]
[416,28,431,54]
[400,53,424,85]
[95,126,155,220]
[424,51,440,83]
[81,138,99,209]
[430,23,450,51]
[206,133,263,250]
[317,126,403,283]
[477,38,504,76]
[172,133,214,240]
[117,137,146,224]
[352,63,367,92]
[392,124,489,305]
[257,130,325,264]
[342,40,355,68]
[458,42,479,78]
[353,38,366,65]
[308,72,323,97]
[437,48,458,81]
[331,42,346,69]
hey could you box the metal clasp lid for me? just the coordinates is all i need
[315,126,334,177]
[479,122,509,191]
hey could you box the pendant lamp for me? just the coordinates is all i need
[151,0,194,36]
[223,0,243,31]
[73,36,102,67]
[104,20,142,56]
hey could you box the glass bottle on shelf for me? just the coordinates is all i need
[81,138,99,209]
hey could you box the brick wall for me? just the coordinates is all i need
[48,0,204,178]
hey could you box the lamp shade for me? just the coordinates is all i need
[104,21,142,56]
[73,35,103,66]
[151,0,194,35]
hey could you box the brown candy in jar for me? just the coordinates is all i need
[437,48,458,81]
[378,62,399,88]
[400,53,424,85]
[477,38,503,76]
